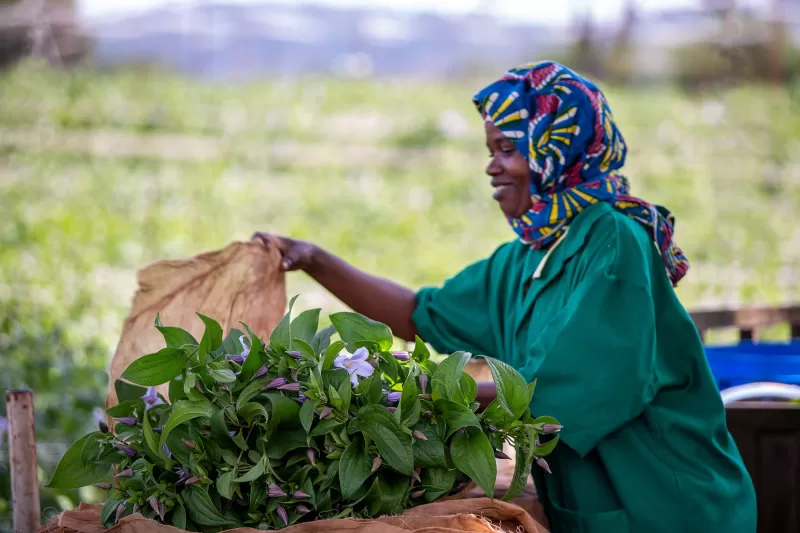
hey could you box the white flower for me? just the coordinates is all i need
[334,347,374,386]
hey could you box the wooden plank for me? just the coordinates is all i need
[691,305,800,332]
[6,389,41,533]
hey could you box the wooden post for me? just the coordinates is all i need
[6,389,41,533]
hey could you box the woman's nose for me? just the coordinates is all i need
[486,157,502,176]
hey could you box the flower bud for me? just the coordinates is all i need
[319,407,332,419]
[162,444,172,458]
[386,392,401,403]
[487,424,497,433]
[98,421,109,434]
[494,450,511,460]
[290,368,298,382]
[296,503,311,514]
[265,377,287,390]
[536,457,552,474]
[278,382,300,392]
[152,427,163,434]
[293,490,309,499]
[371,456,382,473]
[185,476,201,485]
[412,468,422,484]
[183,440,196,449]
[391,351,410,361]
[94,483,112,491]
[227,354,245,365]
[268,483,286,498]
[115,444,137,457]
[411,489,426,499]
[542,424,563,434]
[412,430,427,441]
[418,394,432,401]
[306,448,316,465]
[387,406,397,413]
[115,503,126,523]
[220,382,230,391]
[418,374,428,392]
[114,417,138,427]
[150,497,165,521]
[424,410,433,418]
[116,468,134,478]
[368,358,380,368]
[252,365,269,380]
[277,505,289,525]
[287,350,302,360]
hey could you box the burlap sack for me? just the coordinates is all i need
[37,498,548,533]
[106,238,287,412]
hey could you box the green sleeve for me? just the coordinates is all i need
[522,238,658,458]
[412,256,500,359]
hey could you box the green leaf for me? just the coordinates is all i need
[197,314,223,363]
[458,373,478,405]
[270,295,299,352]
[220,328,246,355]
[504,425,537,501]
[293,338,317,362]
[486,357,530,419]
[338,437,373,499]
[217,471,237,499]
[237,402,269,425]
[433,399,481,439]
[400,378,420,428]
[411,423,447,468]
[322,340,345,371]
[169,376,187,403]
[312,324,337,354]
[292,308,321,345]
[105,400,142,418]
[211,368,237,383]
[46,433,112,489]
[299,399,318,433]
[114,380,148,403]
[234,454,267,482]
[431,351,471,402]
[450,427,496,498]
[100,494,125,527]
[158,399,216,450]
[412,336,430,363]
[237,377,269,407]
[182,485,236,527]
[357,405,414,475]
[527,379,537,403]
[143,412,171,467]
[156,326,198,349]
[265,428,308,459]
[121,348,189,386]
[421,468,457,502]
[374,475,409,515]
[171,500,187,530]
[311,419,342,437]
[238,322,265,382]
[356,374,382,405]
[534,435,560,457]
[263,393,301,433]
[330,312,393,352]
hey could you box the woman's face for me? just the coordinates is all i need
[484,120,532,218]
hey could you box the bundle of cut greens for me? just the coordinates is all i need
[46,296,560,531]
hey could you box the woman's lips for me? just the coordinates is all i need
[492,183,513,200]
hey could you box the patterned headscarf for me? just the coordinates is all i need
[474,61,689,286]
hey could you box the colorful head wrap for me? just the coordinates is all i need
[473,61,689,286]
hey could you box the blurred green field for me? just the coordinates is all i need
[1,60,800,524]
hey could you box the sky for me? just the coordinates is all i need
[77,0,706,26]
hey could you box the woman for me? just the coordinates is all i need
[254,61,756,533]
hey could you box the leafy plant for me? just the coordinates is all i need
[46,297,560,530]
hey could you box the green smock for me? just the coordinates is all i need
[412,202,757,533]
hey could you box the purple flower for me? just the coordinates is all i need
[229,430,238,437]
[115,468,133,478]
[391,351,410,361]
[277,505,288,525]
[152,426,163,434]
[306,448,316,465]
[371,456,382,473]
[386,392,401,403]
[162,444,172,458]
[536,457,552,474]
[418,374,428,392]
[318,407,332,419]
[296,503,311,514]
[287,350,302,360]
[387,406,397,413]
[115,444,137,457]
[265,377,287,390]
[268,483,286,498]
[487,424,497,432]
[278,382,300,392]
[333,347,374,387]
[141,387,165,411]
[542,424,563,434]
[293,490,309,499]
[412,430,427,441]
[294,393,307,404]
[227,354,245,365]
[252,365,269,380]
[113,417,138,427]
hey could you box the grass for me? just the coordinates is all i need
[0,59,799,521]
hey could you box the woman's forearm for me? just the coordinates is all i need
[477,382,497,410]
[307,247,419,342]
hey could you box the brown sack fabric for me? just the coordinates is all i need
[37,498,549,533]
[106,238,287,412]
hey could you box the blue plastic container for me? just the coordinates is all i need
[705,341,800,389]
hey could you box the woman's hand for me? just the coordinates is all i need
[252,233,317,272]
